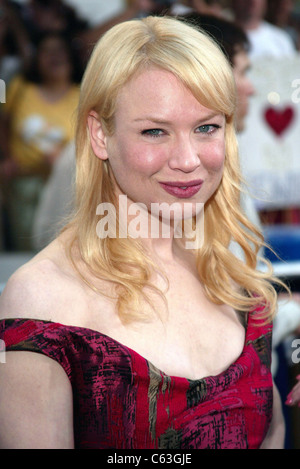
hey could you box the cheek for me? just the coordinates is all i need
[201,141,225,172]
[236,81,249,105]
[234,76,246,102]
[118,141,167,174]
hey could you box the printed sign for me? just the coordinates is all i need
[238,55,300,210]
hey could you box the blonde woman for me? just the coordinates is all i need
[0,16,284,449]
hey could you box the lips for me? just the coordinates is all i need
[159,180,203,199]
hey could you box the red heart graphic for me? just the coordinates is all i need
[264,106,295,137]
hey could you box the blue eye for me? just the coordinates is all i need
[197,124,221,134]
[141,129,164,137]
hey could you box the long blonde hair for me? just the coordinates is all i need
[65,15,281,323]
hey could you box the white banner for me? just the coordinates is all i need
[238,55,300,210]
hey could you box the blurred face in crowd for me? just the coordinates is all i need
[37,36,72,83]
[232,49,255,132]
[189,0,224,15]
[231,0,267,22]
[30,0,67,32]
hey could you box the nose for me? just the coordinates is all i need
[168,135,201,173]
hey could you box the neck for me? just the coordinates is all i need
[115,194,202,262]
[39,78,71,101]
[42,77,70,90]
[121,196,178,261]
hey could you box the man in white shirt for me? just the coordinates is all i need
[231,0,296,59]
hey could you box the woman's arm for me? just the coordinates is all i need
[260,384,285,449]
[0,351,74,449]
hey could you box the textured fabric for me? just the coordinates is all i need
[0,310,273,449]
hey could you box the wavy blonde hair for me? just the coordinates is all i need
[65,15,282,324]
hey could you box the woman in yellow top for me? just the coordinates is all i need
[0,31,81,251]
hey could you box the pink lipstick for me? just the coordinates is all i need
[159,180,203,199]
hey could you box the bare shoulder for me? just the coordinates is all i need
[0,235,86,322]
[0,233,78,448]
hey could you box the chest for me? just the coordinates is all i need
[81,269,246,381]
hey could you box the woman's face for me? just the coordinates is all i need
[89,68,226,220]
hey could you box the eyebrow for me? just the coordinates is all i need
[133,112,223,125]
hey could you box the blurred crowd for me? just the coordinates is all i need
[0,0,299,254]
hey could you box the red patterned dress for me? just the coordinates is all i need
[0,310,273,449]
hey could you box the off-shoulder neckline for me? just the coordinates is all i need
[0,315,257,383]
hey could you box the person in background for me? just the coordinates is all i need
[0,0,32,250]
[32,141,76,251]
[0,0,31,84]
[265,0,300,50]
[22,0,88,39]
[0,15,285,449]
[230,0,297,59]
[80,0,177,42]
[231,0,299,226]
[17,0,90,66]
[171,0,227,16]
[0,31,81,251]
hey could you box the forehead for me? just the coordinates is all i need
[114,67,218,120]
